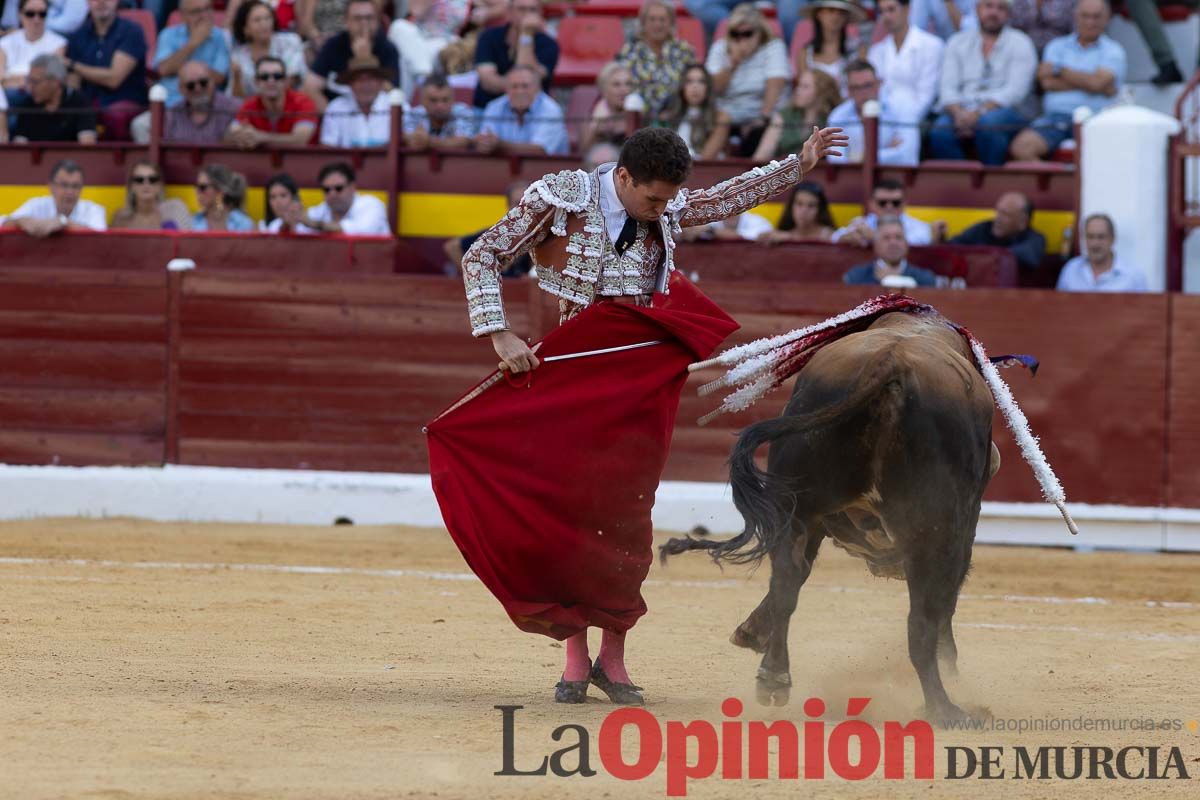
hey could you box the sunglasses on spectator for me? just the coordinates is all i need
[256,71,286,82]
[23,9,48,18]
[184,78,210,91]
[321,183,349,194]
[131,175,162,185]
[196,181,214,192]
[728,28,756,39]
[874,198,904,208]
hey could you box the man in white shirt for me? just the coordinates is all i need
[300,161,392,236]
[1056,214,1148,293]
[319,55,394,149]
[833,178,934,246]
[826,60,921,167]
[1,158,107,236]
[869,0,945,123]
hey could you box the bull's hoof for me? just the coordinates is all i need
[730,625,768,653]
[755,667,791,706]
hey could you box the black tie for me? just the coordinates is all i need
[615,215,637,256]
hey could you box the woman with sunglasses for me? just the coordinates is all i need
[704,2,791,157]
[229,0,323,107]
[111,161,192,230]
[192,163,255,232]
[0,0,67,94]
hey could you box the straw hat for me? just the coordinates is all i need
[803,0,868,22]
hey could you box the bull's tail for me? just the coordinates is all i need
[660,361,896,568]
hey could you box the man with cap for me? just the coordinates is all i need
[319,55,393,148]
[456,124,848,706]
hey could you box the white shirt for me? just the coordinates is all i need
[598,163,629,246]
[319,92,392,148]
[832,212,932,246]
[306,193,391,236]
[1056,254,1149,293]
[869,26,945,121]
[4,195,107,230]
[0,29,66,79]
[260,217,319,234]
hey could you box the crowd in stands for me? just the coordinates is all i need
[0,0,1173,292]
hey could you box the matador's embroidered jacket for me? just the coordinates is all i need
[461,155,802,337]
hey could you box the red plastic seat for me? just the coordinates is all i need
[565,84,601,151]
[118,9,157,70]
[675,16,706,62]
[554,16,626,86]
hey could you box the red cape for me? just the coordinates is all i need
[426,275,738,639]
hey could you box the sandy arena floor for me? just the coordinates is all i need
[1,517,1198,799]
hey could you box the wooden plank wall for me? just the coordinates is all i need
[0,264,1190,510]
[0,267,168,465]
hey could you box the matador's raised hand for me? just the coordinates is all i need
[799,126,849,174]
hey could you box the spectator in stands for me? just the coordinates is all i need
[869,0,945,123]
[65,0,147,138]
[472,0,558,109]
[0,0,67,93]
[578,62,644,154]
[655,63,731,160]
[1009,0,1126,162]
[154,0,232,109]
[0,88,7,142]
[928,0,1037,165]
[826,60,920,166]
[192,163,254,232]
[685,0,808,48]
[752,68,842,161]
[678,209,775,242]
[1056,213,1148,292]
[320,55,392,148]
[311,0,401,98]
[388,0,469,96]
[149,59,241,144]
[303,161,392,235]
[226,54,319,148]
[294,0,345,47]
[582,140,621,171]
[1126,0,1186,85]
[111,160,191,230]
[467,0,509,31]
[10,54,97,143]
[402,74,475,150]
[229,0,321,106]
[795,0,867,93]
[0,0,88,38]
[615,0,696,115]
[705,3,791,157]
[261,172,318,233]
[1008,0,1074,53]
[911,0,978,40]
[759,181,837,244]
[834,177,934,245]
[444,180,532,276]
[946,191,1046,271]
[475,63,567,156]
[2,159,106,234]
[844,217,939,286]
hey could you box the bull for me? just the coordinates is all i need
[661,311,1003,725]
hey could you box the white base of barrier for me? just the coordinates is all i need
[1,464,1199,552]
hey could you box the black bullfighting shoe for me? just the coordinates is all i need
[554,677,589,704]
[589,660,645,706]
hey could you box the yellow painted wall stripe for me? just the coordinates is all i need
[0,185,1071,253]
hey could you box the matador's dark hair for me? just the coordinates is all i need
[618,128,692,186]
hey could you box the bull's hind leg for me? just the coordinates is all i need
[905,549,971,726]
[754,528,823,706]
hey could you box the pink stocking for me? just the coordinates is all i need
[597,628,632,684]
[563,629,591,682]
